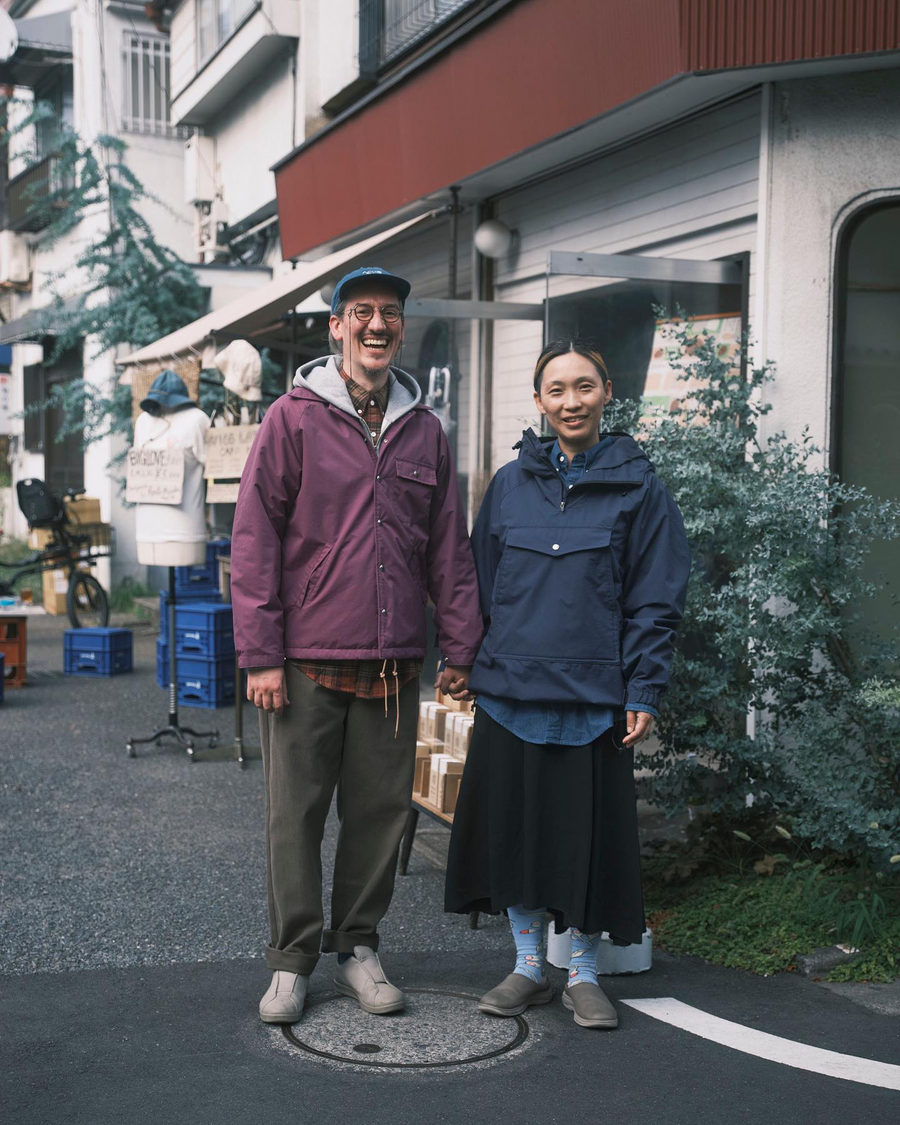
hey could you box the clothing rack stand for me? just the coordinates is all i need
[127,567,218,762]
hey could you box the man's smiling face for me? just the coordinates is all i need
[330,280,405,381]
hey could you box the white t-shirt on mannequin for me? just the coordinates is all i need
[134,406,210,562]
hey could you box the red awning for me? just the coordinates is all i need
[275,0,900,259]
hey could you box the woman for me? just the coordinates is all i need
[445,340,690,1030]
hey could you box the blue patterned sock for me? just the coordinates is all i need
[568,927,602,987]
[508,904,547,983]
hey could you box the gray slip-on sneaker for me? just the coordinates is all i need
[477,972,553,1017]
[562,982,618,1028]
[333,946,405,1015]
[259,970,309,1024]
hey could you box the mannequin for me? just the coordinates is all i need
[127,370,217,761]
[134,369,210,566]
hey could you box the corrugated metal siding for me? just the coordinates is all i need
[683,0,900,70]
[489,95,761,471]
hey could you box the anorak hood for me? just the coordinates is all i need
[293,354,421,435]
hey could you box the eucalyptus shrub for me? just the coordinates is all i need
[603,320,900,869]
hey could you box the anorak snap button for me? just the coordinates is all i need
[552,543,560,551]
[376,474,381,480]
[379,564,384,571]
[376,518,382,525]
[413,469,418,476]
[381,608,386,614]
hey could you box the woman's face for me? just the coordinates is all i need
[534,352,613,452]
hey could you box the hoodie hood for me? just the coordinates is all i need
[293,354,422,438]
[516,427,651,479]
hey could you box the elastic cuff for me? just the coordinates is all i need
[625,701,658,718]
[265,946,319,975]
[321,928,379,955]
[442,652,478,667]
[240,655,285,669]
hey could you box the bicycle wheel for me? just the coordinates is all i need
[67,572,109,629]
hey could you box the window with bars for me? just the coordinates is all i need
[359,0,476,73]
[122,32,187,138]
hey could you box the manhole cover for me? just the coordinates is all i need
[283,988,529,1068]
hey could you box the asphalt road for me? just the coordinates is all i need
[2,615,898,1124]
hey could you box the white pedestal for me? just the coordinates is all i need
[546,924,654,974]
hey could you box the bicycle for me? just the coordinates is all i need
[0,478,113,629]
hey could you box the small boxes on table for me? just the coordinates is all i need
[427,753,464,813]
[64,628,133,676]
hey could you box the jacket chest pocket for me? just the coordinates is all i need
[389,458,437,530]
[493,526,620,660]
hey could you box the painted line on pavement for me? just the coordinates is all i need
[621,997,900,1091]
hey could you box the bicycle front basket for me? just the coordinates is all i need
[16,478,65,528]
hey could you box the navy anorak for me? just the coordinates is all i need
[468,428,690,712]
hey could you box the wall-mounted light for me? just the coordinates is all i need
[474,219,515,259]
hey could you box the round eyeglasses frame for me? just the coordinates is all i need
[348,303,404,324]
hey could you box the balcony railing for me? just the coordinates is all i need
[7,154,71,233]
[359,0,477,73]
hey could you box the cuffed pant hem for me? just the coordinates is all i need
[265,946,320,975]
[321,928,379,955]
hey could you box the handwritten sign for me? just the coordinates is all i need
[206,480,240,504]
[204,425,259,481]
[125,446,185,504]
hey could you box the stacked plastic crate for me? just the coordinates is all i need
[64,628,133,676]
[156,539,236,708]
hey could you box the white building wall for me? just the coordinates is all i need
[169,0,196,97]
[487,93,762,471]
[212,52,296,226]
[762,68,900,455]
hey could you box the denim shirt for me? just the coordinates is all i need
[477,434,658,746]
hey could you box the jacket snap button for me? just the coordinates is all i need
[376,474,381,481]
[621,490,627,496]
[376,518,382,525]
[552,543,560,551]
[381,608,386,614]
[379,564,384,571]
[413,469,418,476]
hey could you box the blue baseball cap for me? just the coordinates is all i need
[331,267,411,314]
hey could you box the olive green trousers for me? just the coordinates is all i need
[259,662,418,975]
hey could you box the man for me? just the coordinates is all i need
[231,267,482,1024]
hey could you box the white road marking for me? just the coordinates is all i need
[621,998,900,1091]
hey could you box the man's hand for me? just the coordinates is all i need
[247,666,289,715]
[621,709,654,747]
[434,664,474,701]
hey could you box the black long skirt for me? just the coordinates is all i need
[444,706,645,944]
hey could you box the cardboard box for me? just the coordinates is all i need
[434,756,464,810]
[415,740,430,758]
[442,773,463,815]
[452,715,475,760]
[64,496,102,524]
[41,568,69,615]
[427,754,454,807]
[433,704,450,741]
[414,756,431,798]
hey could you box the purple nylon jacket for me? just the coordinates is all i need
[231,355,483,669]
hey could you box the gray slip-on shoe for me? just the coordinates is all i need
[333,946,405,1015]
[562,982,618,1028]
[477,972,553,1017]
[259,970,309,1024]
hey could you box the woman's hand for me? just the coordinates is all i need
[621,709,654,747]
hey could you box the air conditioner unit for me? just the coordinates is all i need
[0,230,30,286]
[184,134,216,206]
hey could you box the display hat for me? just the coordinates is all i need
[214,339,262,402]
[140,369,194,414]
[331,266,411,314]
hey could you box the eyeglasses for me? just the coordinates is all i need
[349,303,403,324]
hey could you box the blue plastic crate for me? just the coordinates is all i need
[177,668,236,709]
[64,628,133,677]
[157,640,237,688]
[174,622,235,657]
[159,590,223,641]
[174,602,233,635]
[0,652,4,705]
[174,539,231,593]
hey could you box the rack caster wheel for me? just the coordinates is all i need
[208,738,218,749]
[126,742,135,759]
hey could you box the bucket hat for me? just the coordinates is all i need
[331,267,411,314]
[214,339,262,402]
[140,369,194,415]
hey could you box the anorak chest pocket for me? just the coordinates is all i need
[491,526,620,661]
[390,458,437,531]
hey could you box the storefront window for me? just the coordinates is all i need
[834,203,900,643]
